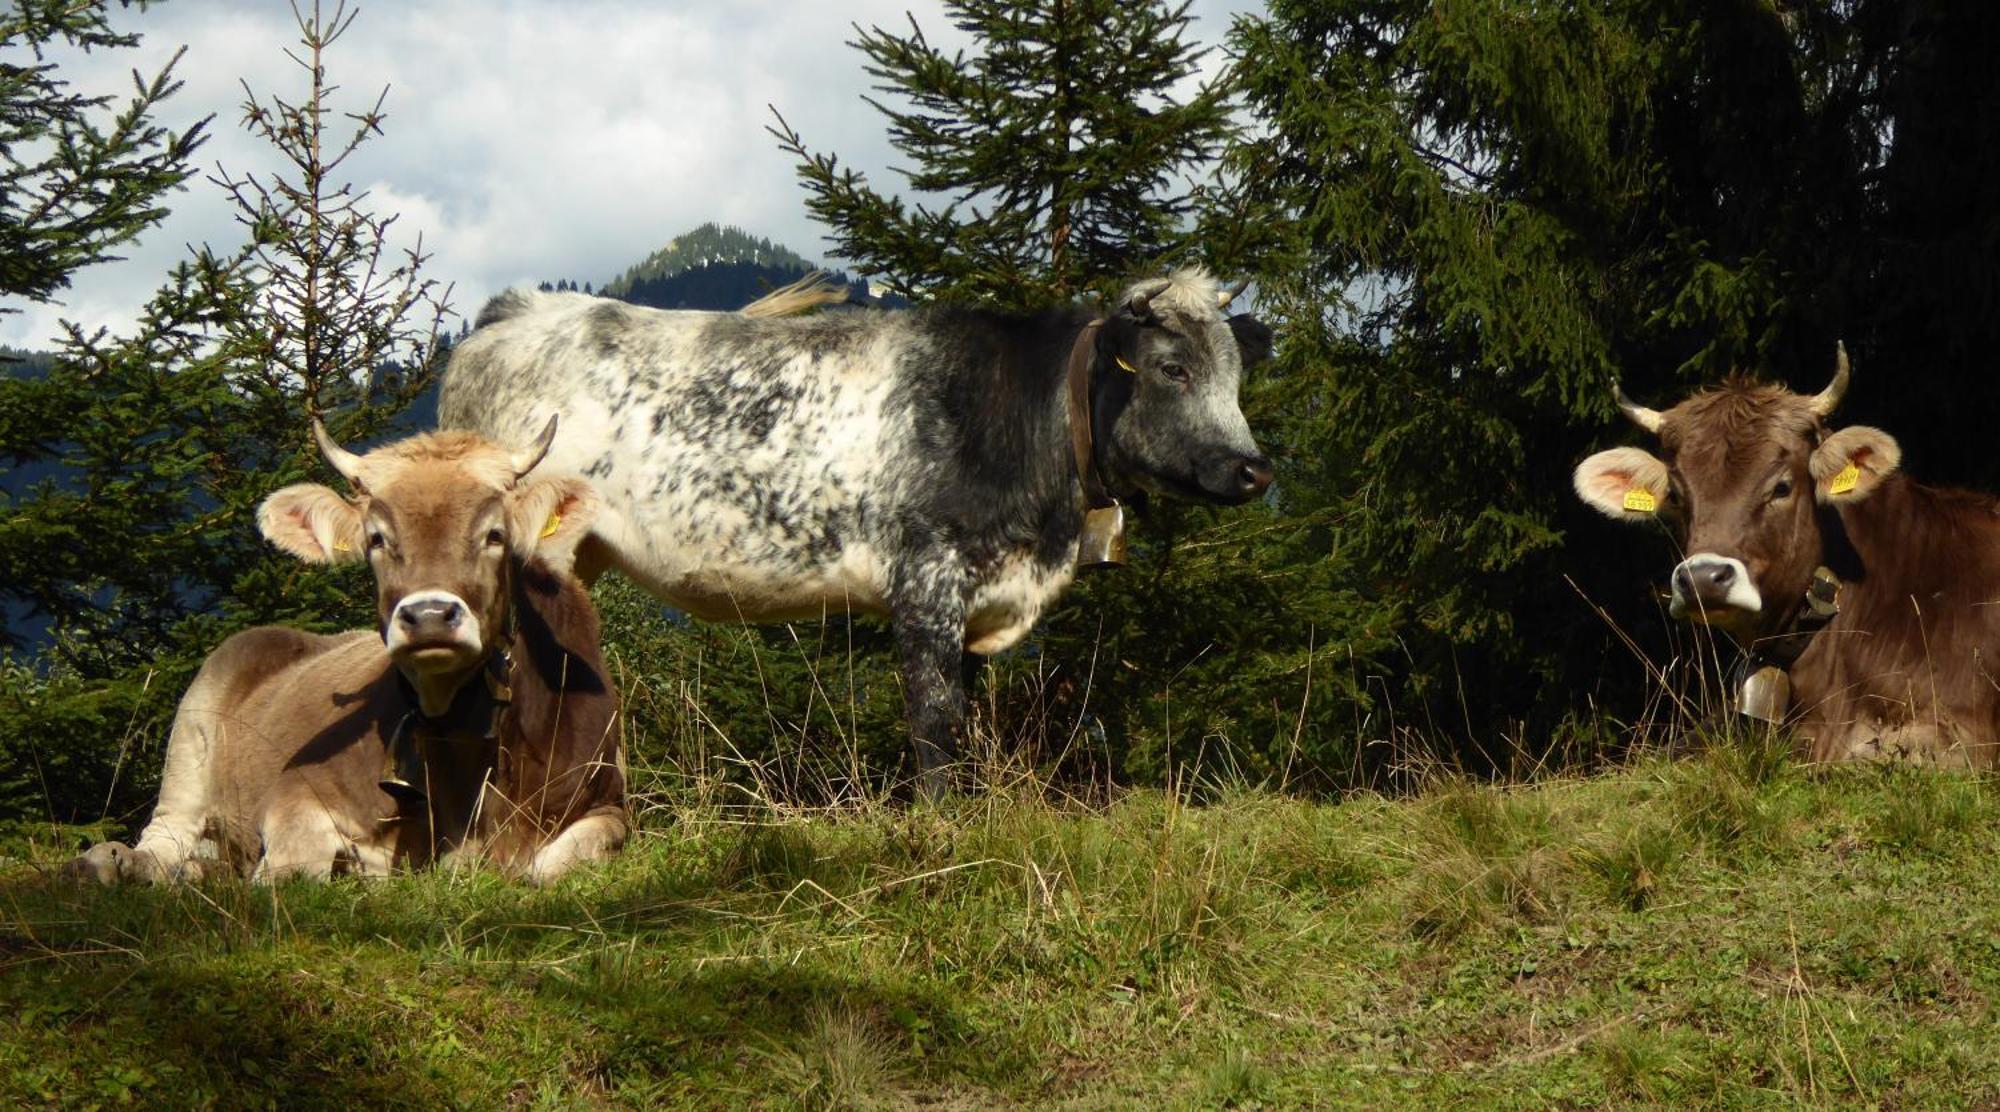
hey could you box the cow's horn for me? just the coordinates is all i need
[1810,342,1850,418]
[1123,278,1169,320]
[1216,279,1249,308]
[312,419,366,487]
[1613,384,1664,433]
[511,414,560,480]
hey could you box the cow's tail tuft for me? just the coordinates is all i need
[740,271,851,319]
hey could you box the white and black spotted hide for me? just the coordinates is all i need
[440,271,1272,791]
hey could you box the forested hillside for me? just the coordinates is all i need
[601,222,815,298]
[539,222,877,312]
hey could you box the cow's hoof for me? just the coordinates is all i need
[63,842,176,884]
[63,842,135,885]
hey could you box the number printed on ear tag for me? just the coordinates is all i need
[1622,488,1657,513]
[1829,462,1860,495]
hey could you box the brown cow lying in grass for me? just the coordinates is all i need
[1574,346,2000,767]
[67,419,626,884]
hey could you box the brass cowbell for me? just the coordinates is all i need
[380,723,427,804]
[1736,665,1790,725]
[1077,503,1128,570]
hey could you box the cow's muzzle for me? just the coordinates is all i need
[1668,554,1763,622]
[1197,452,1274,504]
[386,590,484,666]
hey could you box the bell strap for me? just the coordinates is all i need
[1064,319,1116,511]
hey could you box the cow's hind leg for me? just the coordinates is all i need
[891,555,972,800]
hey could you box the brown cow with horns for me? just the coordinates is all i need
[1574,345,2000,768]
[67,419,627,883]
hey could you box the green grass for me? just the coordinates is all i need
[4,745,2000,1108]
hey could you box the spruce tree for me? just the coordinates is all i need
[0,0,215,676]
[0,1,449,825]
[0,2,208,310]
[770,0,1232,305]
[1208,0,1987,773]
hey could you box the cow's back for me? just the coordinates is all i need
[1787,480,2000,768]
[441,292,926,621]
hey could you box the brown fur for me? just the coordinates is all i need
[1626,379,2000,766]
[1655,382,1831,645]
[476,559,623,871]
[1789,476,2000,765]
[68,427,624,884]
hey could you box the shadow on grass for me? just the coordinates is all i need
[0,830,1035,1104]
[0,937,1015,1106]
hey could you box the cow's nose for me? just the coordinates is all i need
[1237,456,1274,498]
[1668,553,1762,620]
[398,598,463,629]
[1677,560,1735,596]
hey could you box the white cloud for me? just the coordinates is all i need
[1,0,1259,349]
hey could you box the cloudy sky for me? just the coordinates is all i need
[3,0,1258,350]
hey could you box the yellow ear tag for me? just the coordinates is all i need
[1113,355,1139,374]
[332,541,352,553]
[1622,488,1657,513]
[539,511,562,539]
[1829,462,1861,496]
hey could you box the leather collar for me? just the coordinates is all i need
[1733,566,1841,723]
[1747,565,1842,669]
[381,644,514,805]
[1064,318,1118,512]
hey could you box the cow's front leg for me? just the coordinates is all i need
[255,804,369,883]
[526,807,629,885]
[891,554,971,800]
[64,841,171,885]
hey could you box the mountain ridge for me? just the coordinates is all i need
[599,222,819,299]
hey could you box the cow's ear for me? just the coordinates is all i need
[1573,446,1670,522]
[1227,313,1274,368]
[258,483,365,564]
[1812,425,1901,504]
[507,475,601,573]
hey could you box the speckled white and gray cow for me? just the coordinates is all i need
[439,270,1272,792]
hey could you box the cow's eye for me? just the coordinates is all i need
[366,532,386,553]
[485,528,506,547]
[1158,361,1191,384]
[1771,479,1793,501]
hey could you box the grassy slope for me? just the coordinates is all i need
[2,738,1998,1109]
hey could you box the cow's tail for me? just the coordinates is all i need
[740,270,851,318]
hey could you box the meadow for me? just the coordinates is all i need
[5,727,1998,1108]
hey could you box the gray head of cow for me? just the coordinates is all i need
[1094,271,1274,504]
[255,418,601,715]
[1572,345,1903,642]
